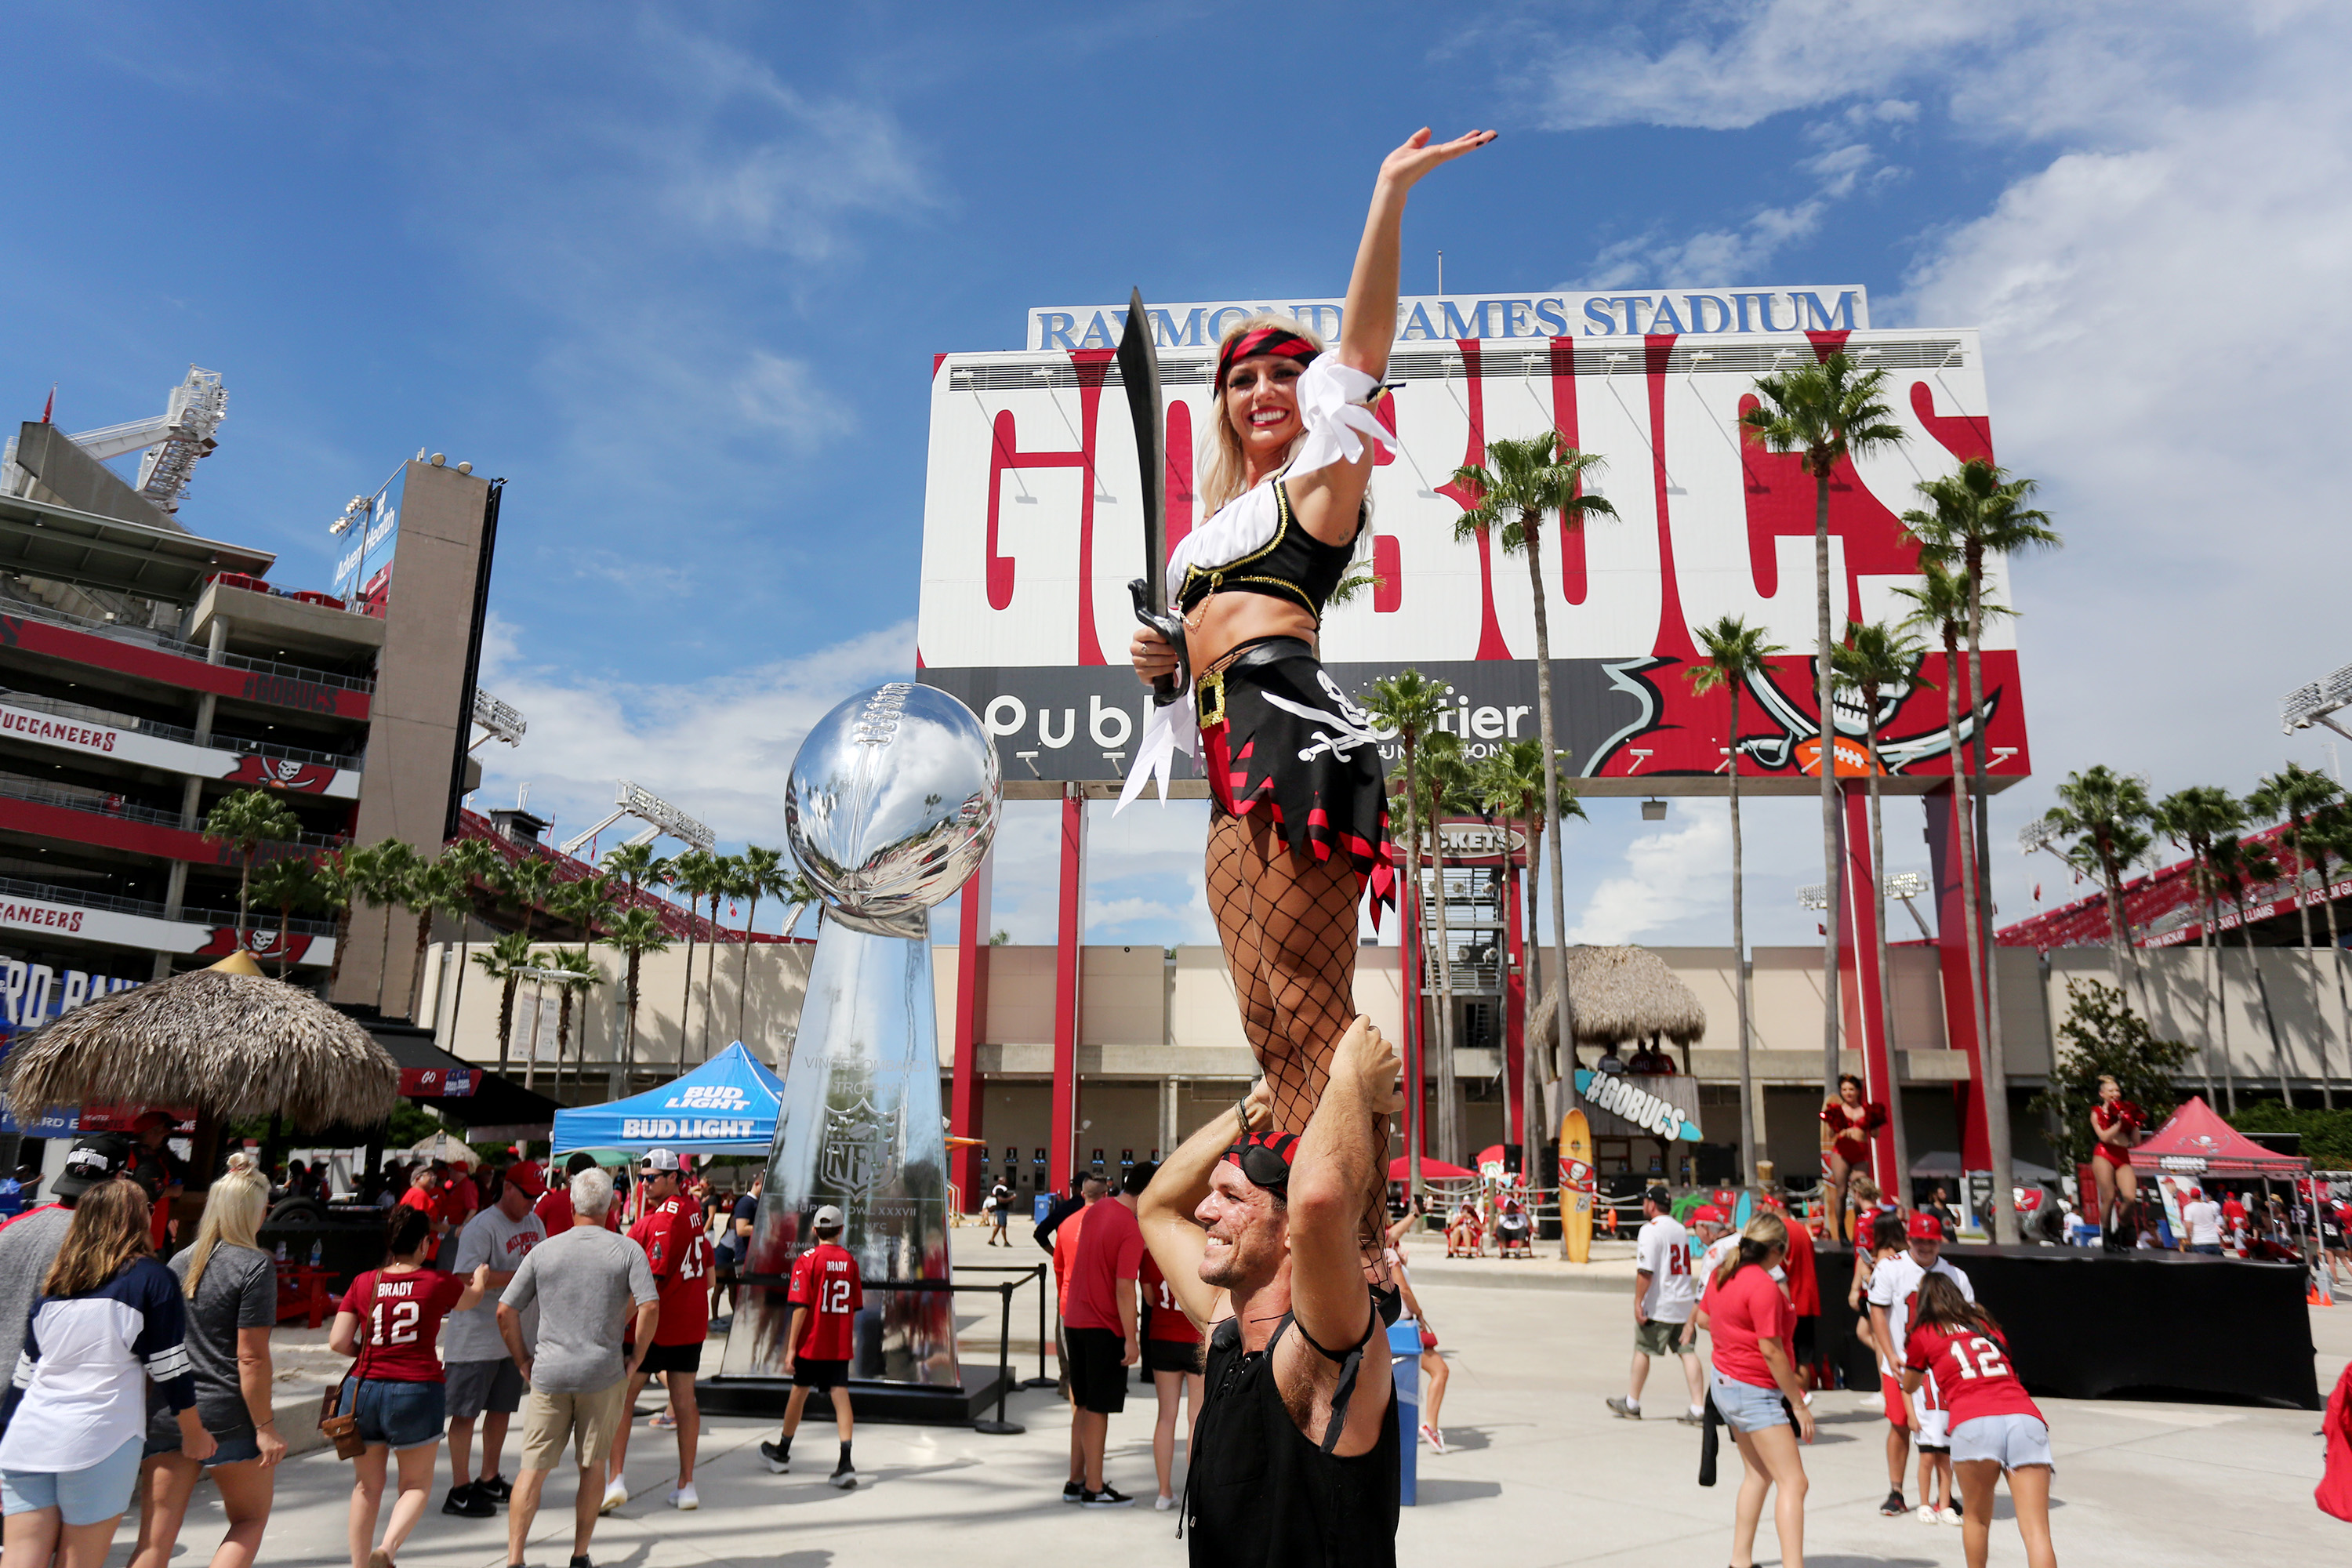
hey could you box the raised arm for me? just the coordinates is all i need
[1287,1017,1403,1351]
[1336,128,1497,381]
[1140,1081,1270,1327]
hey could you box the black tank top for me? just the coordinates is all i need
[1176,476,1362,624]
[1184,1312,1399,1567]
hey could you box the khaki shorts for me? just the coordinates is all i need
[518,1381,628,1473]
[1634,1318,1694,1358]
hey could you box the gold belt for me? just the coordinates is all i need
[1197,667,1227,730]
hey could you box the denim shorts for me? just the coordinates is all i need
[2,1434,145,1525]
[143,1423,263,1467]
[1708,1367,1791,1435]
[1950,1413,2055,1472]
[343,1377,448,1450]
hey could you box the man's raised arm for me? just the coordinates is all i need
[1287,1017,1403,1352]
[1139,1081,1269,1327]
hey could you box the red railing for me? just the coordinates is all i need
[452,810,803,946]
[1997,818,2325,953]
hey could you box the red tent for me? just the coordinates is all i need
[1388,1156,1475,1181]
[2127,1095,2309,1177]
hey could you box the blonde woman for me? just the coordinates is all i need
[0,1178,210,1568]
[1693,1213,1814,1568]
[1125,128,1494,1230]
[130,1154,283,1568]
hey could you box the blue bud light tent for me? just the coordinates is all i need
[551,1041,782,1156]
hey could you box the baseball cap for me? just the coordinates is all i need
[1643,1185,1672,1209]
[1907,1210,1944,1240]
[53,1134,130,1199]
[133,1110,180,1133]
[505,1162,546,1198]
[811,1204,844,1229]
[1691,1205,1729,1227]
[639,1148,682,1174]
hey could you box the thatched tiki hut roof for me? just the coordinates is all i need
[2,964,400,1131]
[1527,945,1708,1054]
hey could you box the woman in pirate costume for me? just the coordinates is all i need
[1123,125,1495,1185]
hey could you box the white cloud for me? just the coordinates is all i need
[731,350,858,450]
[1569,804,1732,944]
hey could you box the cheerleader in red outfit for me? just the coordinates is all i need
[2089,1075,2146,1246]
[1820,1074,1889,1244]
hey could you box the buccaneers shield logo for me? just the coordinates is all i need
[820,1096,896,1198]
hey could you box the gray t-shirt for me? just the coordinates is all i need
[445,1206,546,1363]
[0,1207,71,1410]
[500,1224,655,1393]
[151,1243,276,1436]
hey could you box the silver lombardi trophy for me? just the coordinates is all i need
[719,681,1000,1392]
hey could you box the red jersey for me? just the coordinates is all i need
[339,1267,468,1382]
[1051,1203,1091,1316]
[1703,1263,1793,1390]
[532,1187,622,1236]
[1781,1215,1820,1316]
[1905,1322,2044,1426]
[434,1176,478,1229]
[786,1242,862,1362]
[630,1196,713,1346]
[1064,1198,1144,1334]
[1139,1252,1200,1345]
[399,1186,439,1220]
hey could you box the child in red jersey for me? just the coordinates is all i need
[1902,1273,2056,1568]
[759,1205,863,1489]
[331,1204,491,1568]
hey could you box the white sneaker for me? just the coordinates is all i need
[667,1483,698,1511]
[1917,1504,1937,1524]
[1936,1506,1962,1526]
[1421,1424,1447,1454]
[1154,1494,1175,1512]
[600,1477,627,1515]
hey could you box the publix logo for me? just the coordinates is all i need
[1575,1070,1700,1142]
[666,1085,749,1111]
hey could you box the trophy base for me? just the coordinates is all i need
[697,1367,1011,1427]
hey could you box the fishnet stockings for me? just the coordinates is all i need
[1207,810,1388,1246]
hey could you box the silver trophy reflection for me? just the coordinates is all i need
[720,681,999,1392]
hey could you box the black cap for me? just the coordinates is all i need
[1644,1185,1673,1210]
[53,1134,131,1200]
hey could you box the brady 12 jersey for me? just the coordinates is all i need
[788,1241,863,1362]
[1904,1321,2044,1426]
[630,1196,713,1345]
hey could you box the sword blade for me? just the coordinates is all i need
[1116,287,1167,609]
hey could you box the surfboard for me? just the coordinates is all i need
[1559,1108,1595,1264]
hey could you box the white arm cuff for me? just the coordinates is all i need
[1287,358,1396,479]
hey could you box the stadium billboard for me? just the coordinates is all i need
[917,296,2026,797]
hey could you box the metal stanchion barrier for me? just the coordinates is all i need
[952,1261,1058,1389]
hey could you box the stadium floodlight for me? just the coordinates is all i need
[2281,659,2352,739]
[1797,884,1828,910]
[2019,817,2061,855]
[469,687,527,751]
[556,779,715,858]
[1800,872,1929,915]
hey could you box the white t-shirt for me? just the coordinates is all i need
[444,1204,546,1362]
[2181,1200,2222,1247]
[1635,1216,1697,1323]
[1865,1251,1973,1367]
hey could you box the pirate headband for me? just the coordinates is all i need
[1222,1128,1300,1192]
[1216,326,1321,388]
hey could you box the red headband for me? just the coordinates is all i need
[1222,1128,1300,1189]
[1216,326,1321,388]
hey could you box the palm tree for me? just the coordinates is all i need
[548,949,603,1096]
[2156,786,2244,1109]
[550,872,615,957]
[495,851,558,953]
[2040,767,2157,1013]
[732,845,806,1044]
[403,857,474,1027]
[435,837,503,1047]
[662,848,724,1067]
[1686,614,1785,1186]
[1473,738,1580,1156]
[1741,353,1907,1115]
[601,841,665,905]
[1895,558,2020,1238]
[246,855,323,980]
[1449,432,1617,1109]
[2249,764,2342,1109]
[2305,799,2352,1107]
[361,839,422,1002]
[472,930,540,1075]
[201,788,302,941]
[1362,668,1451,1199]
[311,845,368,994]
[2209,833,2292,1105]
[1831,616,1924,1195]
[601,906,673,1095]
[1413,732,1478,1163]
[699,853,742,1058]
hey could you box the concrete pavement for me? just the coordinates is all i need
[128,1245,2350,1568]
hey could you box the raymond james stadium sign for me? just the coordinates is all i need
[1026,285,1867,351]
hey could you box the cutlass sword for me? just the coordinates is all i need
[1118,288,1187,706]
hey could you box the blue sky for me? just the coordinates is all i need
[11,2,2350,949]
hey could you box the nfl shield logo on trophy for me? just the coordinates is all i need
[820,1097,896,1198]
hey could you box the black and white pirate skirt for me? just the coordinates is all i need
[1198,636,1397,917]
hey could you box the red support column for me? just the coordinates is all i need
[1926,784,1992,1168]
[1400,870,1422,1162]
[1838,785,1900,1191]
[949,848,993,1213]
[1049,789,1087,1196]
[1503,856,1526,1150]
